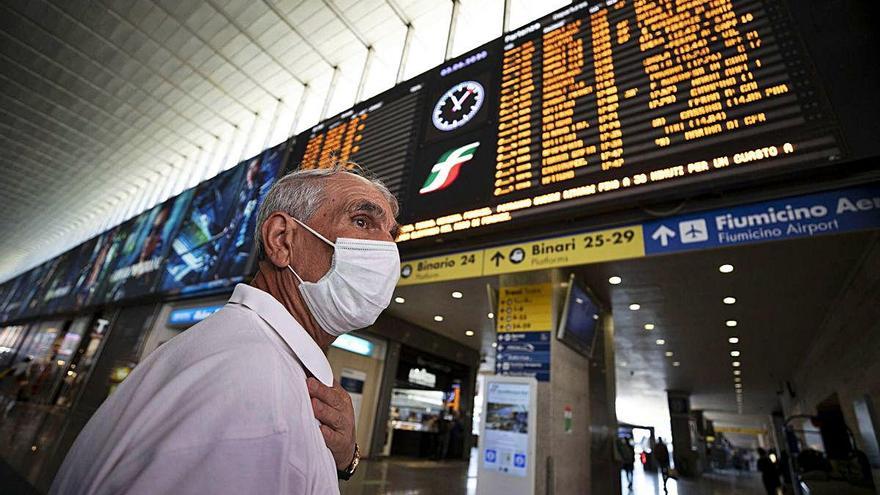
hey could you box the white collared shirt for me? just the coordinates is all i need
[50,284,340,495]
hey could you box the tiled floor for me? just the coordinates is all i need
[622,465,766,495]
[341,451,768,495]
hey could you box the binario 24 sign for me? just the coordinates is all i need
[644,185,880,255]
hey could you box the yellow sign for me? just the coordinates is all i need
[398,250,484,286]
[397,225,645,286]
[714,426,767,436]
[497,283,553,333]
[483,225,645,276]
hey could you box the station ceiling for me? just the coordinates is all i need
[0,0,570,283]
[388,232,879,444]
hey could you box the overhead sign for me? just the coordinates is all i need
[398,184,880,287]
[398,249,484,286]
[484,225,644,276]
[714,426,767,436]
[644,186,880,255]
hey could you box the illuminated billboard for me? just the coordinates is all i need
[160,144,286,295]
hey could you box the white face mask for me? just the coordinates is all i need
[287,218,400,337]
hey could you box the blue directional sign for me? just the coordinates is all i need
[167,305,223,327]
[496,331,551,381]
[644,185,880,255]
[495,332,551,382]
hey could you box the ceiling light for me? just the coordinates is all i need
[734,377,741,383]
[451,291,463,299]
[629,303,641,310]
[726,320,737,327]
[733,370,741,376]
[394,296,405,304]
[656,339,665,345]
[735,384,742,389]
[433,315,444,322]
[672,361,680,367]
[732,361,741,367]
[465,330,474,336]
[644,323,655,330]
[719,264,734,273]
[487,312,494,319]
[728,337,739,344]
[608,276,622,285]
[665,351,674,357]
[730,350,741,357]
[492,342,497,348]
[723,297,736,304]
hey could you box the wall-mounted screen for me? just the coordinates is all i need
[391,0,843,243]
[101,191,194,303]
[160,144,286,295]
[557,275,601,358]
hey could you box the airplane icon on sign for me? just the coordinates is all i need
[678,219,709,243]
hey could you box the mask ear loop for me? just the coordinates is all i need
[288,217,335,284]
[292,217,335,247]
[287,265,305,284]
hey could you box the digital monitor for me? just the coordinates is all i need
[394,0,842,243]
[73,222,133,309]
[102,190,193,303]
[290,81,425,209]
[160,143,286,295]
[556,274,601,359]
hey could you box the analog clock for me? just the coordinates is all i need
[432,80,485,131]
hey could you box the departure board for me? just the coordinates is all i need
[397,0,841,242]
[294,83,425,204]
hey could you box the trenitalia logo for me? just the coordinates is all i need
[419,142,480,194]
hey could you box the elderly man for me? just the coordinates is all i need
[51,167,401,494]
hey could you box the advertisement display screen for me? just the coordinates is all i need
[19,255,69,319]
[482,381,531,477]
[160,145,285,295]
[43,237,100,314]
[0,262,58,321]
[69,223,130,309]
[101,191,194,303]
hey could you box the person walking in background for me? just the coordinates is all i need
[655,437,671,493]
[617,436,636,489]
[757,447,781,495]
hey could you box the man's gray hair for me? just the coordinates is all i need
[254,163,398,259]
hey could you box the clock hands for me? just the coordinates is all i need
[451,87,474,112]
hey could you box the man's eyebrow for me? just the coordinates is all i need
[347,200,386,219]
[347,200,398,237]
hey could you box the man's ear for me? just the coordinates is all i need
[261,212,296,267]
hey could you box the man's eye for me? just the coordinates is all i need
[354,217,368,229]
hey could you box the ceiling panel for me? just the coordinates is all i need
[0,0,548,282]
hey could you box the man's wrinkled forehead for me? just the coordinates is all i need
[324,173,400,235]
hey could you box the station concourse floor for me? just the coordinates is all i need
[340,450,767,495]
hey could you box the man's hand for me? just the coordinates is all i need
[307,377,356,470]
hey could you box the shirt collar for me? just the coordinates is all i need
[228,284,333,386]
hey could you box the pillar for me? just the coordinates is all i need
[666,390,702,477]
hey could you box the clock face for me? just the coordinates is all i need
[432,80,485,132]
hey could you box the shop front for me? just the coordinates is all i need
[383,344,472,459]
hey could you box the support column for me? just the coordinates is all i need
[666,390,702,477]
[491,269,619,494]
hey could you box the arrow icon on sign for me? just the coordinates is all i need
[490,251,505,267]
[651,225,676,247]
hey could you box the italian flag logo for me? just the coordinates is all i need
[419,142,480,195]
